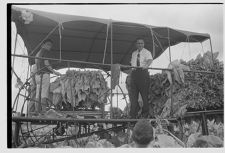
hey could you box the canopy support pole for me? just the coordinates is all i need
[167,28,173,116]
[209,37,215,67]
[58,23,63,61]
[110,20,113,119]
[117,86,118,110]
[102,22,109,64]
[149,27,155,58]
[167,28,172,63]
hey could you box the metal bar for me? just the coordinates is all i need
[102,22,109,64]
[168,28,173,116]
[184,109,223,116]
[150,27,155,58]
[11,67,21,81]
[201,112,209,135]
[12,116,178,124]
[110,20,113,118]
[38,74,43,113]
[117,86,118,109]
[170,76,174,116]
[14,121,21,147]
[118,85,128,106]
[12,54,217,74]
[168,28,172,63]
[59,26,62,61]
[209,37,215,67]
[12,32,18,72]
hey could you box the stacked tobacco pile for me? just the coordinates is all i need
[149,51,223,118]
[126,51,223,118]
[50,70,109,110]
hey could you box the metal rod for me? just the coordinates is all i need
[12,32,18,72]
[209,37,215,67]
[11,54,217,74]
[12,116,178,124]
[184,109,223,116]
[149,27,155,58]
[168,28,173,116]
[201,112,209,135]
[110,20,113,119]
[168,28,172,63]
[38,74,43,113]
[102,22,109,64]
[117,86,118,109]
[118,85,128,106]
[59,24,62,61]
[14,122,21,147]
[11,66,20,81]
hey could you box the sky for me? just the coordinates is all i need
[10,4,223,113]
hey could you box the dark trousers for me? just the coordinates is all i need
[129,68,150,118]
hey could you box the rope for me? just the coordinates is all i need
[102,22,109,64]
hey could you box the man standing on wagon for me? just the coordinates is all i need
[35,39,62,113]
[129,38,153,118]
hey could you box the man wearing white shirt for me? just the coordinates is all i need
[129,38,153,118]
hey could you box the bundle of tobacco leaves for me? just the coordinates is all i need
[50,70,109,110]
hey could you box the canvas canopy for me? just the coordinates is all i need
[11,6,210,71]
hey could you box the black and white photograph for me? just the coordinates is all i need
[5,1,224,150]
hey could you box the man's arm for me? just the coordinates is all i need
[143,50,153,69]
[143,59,153,69]
[44,60,62,76]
